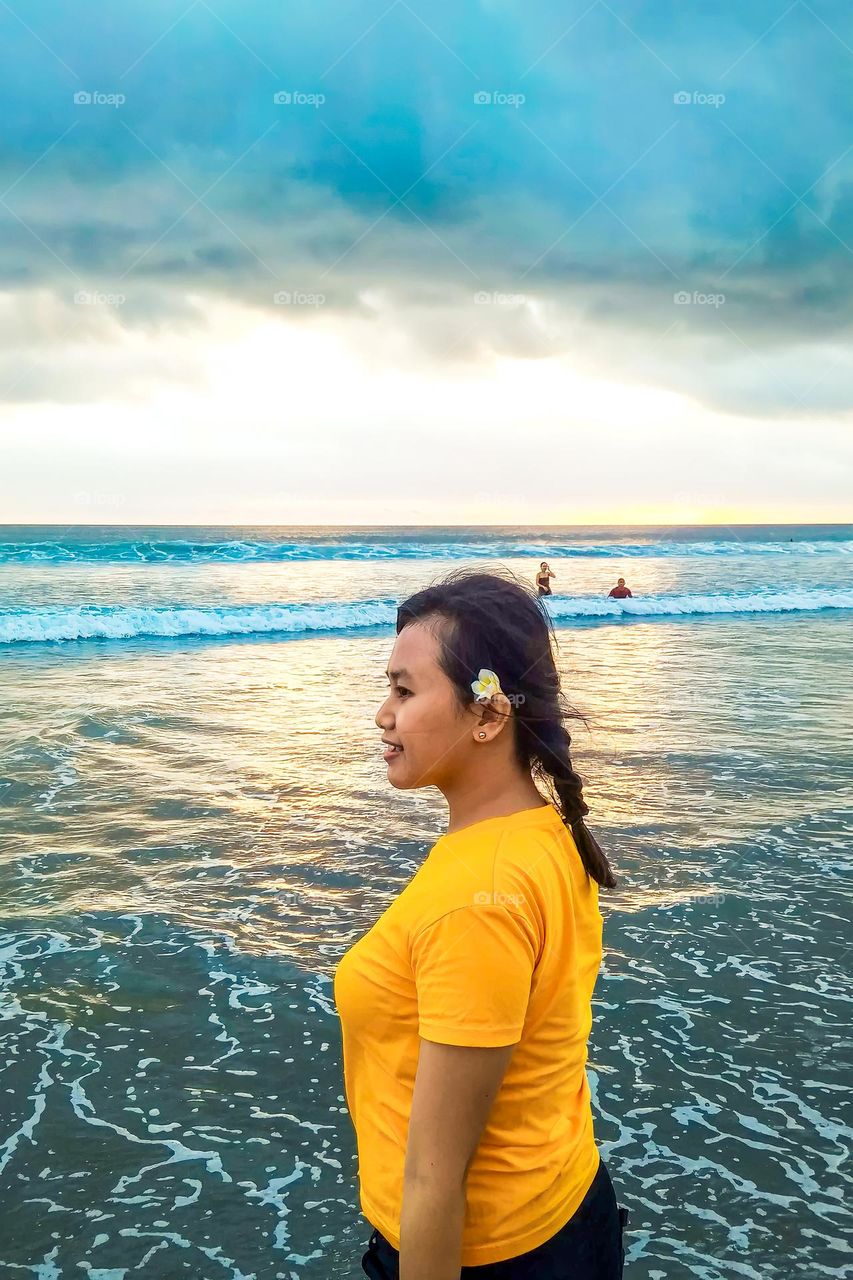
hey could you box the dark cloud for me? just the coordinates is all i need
[0,0,852,416]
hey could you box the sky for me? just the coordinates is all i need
[1,0,852,525]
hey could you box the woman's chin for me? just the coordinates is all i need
[385,758,416,790]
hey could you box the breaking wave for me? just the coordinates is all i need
[3,590,852,645]
[2,537,852,564]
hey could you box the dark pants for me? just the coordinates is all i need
[360,1156,628,1278]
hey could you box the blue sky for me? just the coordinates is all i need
[1,0,852,522]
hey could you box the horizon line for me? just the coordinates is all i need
[1,521,851,530]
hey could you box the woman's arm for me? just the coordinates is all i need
[399,1178,466,1280]
[399,1038,516,1279]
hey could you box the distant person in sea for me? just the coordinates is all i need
[608,578,632,599]
[535,561,556,596]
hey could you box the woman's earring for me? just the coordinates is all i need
[478,731,487,739]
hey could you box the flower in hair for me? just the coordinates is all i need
[471,668,502,703]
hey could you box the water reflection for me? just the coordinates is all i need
[1,614,850,1277]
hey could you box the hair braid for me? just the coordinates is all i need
[529,717,616,889]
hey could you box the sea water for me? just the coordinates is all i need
[0,525,851,1278]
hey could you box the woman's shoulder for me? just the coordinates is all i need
[414,809,563,920]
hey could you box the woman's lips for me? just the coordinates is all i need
[382,743,403,762]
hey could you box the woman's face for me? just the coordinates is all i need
[375,620,476,790]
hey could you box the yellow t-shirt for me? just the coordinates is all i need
[333,801,604,1267]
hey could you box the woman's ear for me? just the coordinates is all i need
[475,691,513,738]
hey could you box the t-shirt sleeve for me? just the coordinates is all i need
[410,905,538,1047]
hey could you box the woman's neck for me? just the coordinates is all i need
[441,773,547,835]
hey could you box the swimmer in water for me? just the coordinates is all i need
[536,562,556,597]
[607,578,632,599]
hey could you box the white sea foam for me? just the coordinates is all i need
[1,536,851,563]
[546,589,853,620]
[1,589,851,645]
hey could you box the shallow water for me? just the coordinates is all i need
[1,526,851,1278]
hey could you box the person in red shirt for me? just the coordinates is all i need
[608,578,632,599]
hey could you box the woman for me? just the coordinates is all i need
[535,562,556,597]
[334,568,628,1278]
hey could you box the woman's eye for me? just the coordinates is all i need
[396,686,411,698]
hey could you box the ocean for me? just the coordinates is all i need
[1,524,851,1279]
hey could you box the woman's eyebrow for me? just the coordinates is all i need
[385,667,411,680]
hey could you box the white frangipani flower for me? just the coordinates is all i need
[471,668,502,703]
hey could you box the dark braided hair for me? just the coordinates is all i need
[396,566,617,889]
